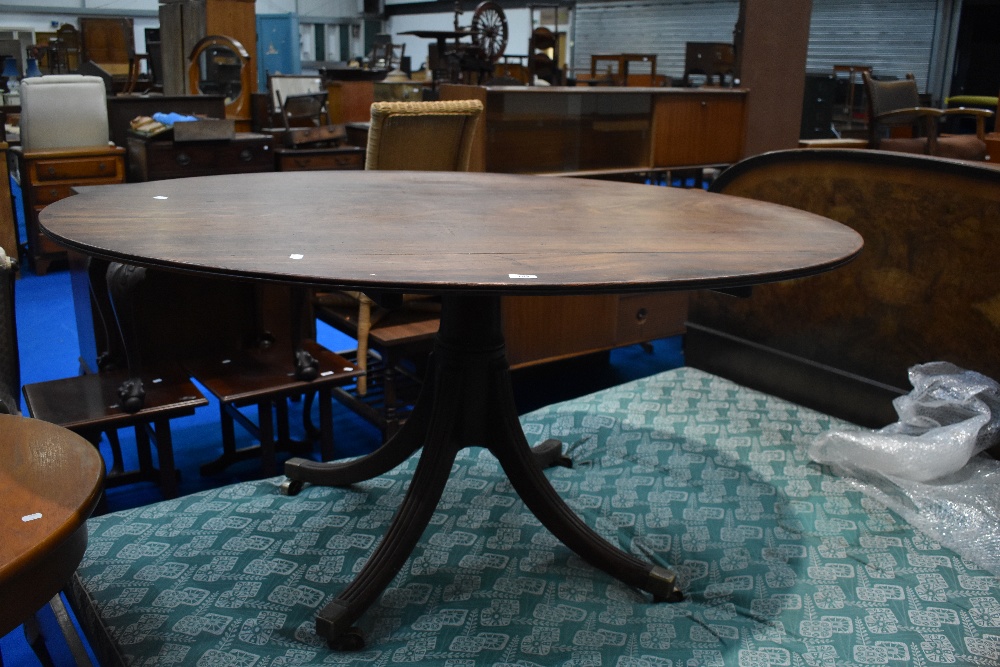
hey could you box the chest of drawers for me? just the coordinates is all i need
[274,146,365,171]
[126,132,274,182]
[15,145,126,275]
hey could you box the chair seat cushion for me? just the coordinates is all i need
[936,133,988,161]
[69,367,1000,666]
[878,137,928,154]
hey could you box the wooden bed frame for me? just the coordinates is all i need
[686,148,1000,457]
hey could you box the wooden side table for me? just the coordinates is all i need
[13,144,126,274]
[590,54,656,86]
[0,413,104,663]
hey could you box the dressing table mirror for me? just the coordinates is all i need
[187,34,252,128]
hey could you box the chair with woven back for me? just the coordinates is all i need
[862,71,993,160]
[315,99,484,405]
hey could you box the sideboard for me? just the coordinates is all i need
[438,84,747,174]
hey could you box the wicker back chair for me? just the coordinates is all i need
[322,99,484,395]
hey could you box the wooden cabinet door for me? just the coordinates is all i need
[503,295,618,368]
[652,93,746,167]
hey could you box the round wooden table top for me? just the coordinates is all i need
[0,414,104,636]
[40,171,863,295]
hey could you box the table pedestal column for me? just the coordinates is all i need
[283,294,681,649]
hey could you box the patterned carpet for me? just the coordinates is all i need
[2,266,684,665]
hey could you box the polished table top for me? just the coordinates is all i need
[39,170,863,295]
[38,169,864,649]
[0,413,105,636]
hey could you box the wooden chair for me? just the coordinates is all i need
[184,339,363,477]
[79,17,141,94]
[317,99,483,397]
[862,72,993,160]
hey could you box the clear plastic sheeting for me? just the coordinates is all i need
[810,361,1000,575]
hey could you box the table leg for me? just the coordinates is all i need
[284,294,681,649]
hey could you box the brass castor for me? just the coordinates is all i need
[327,626,365,651]
[654,589,685,603]
[279,478,304,496]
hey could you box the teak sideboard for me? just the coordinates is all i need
[438,84,747,174]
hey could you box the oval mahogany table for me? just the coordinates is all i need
[0,413,105,658]
[41,170,864,649]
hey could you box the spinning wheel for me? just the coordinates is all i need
[408,2,509,84]
[470,1,508,63]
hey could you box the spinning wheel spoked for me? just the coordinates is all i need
[471,1,508,62]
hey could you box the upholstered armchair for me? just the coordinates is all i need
[863,72,992,160]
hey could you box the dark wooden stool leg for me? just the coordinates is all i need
[23,613,55,667]
[101,429,126,476]
[318,386,335,461]
[48,594,95,667]
[134,425,155,479]
[258,400,277,477]
[148,419,178,499]
[200,403,239,476]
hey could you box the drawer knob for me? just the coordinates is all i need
[176,152,191,166]
[98,162,107,171]
[239,149,253,163]
[47,166,56,176]
[49,189,58,198]
[635,307,648,323]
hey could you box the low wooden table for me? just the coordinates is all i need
[40,170,863,650]
[0,413,104,661]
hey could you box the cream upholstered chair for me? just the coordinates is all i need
[319,99,483,395]
[19,74,111,150]
[15,74,126,274]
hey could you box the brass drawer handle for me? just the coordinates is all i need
[239,149,253,163]
[635,307,648,323]
[176,152,191,166]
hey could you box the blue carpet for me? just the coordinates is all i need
[1,266,684,665]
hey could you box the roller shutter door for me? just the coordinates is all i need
[573,0,937,89]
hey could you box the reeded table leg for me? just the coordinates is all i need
[284,294,681,648]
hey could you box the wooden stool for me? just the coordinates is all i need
[185,341,363,477]
[22,364,207,500]
[316,302,438,441]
